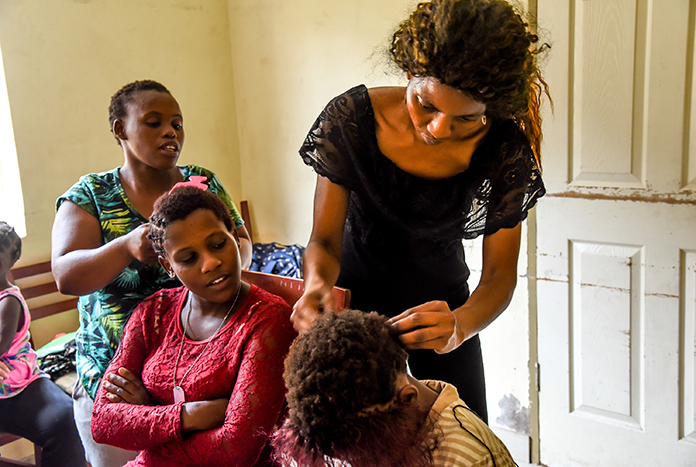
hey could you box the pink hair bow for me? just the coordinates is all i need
[169,175,209,194]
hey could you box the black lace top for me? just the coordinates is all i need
[300,85,545,315]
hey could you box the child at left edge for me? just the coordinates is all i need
[0,221,86,467]
[91,185,297,466]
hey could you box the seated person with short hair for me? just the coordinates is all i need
[272,309,516,467]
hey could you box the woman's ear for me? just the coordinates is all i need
[112,119,126,141]
[158,256,175,279]
[396,380,419,405]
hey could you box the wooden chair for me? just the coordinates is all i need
[241,269,350,309]
[0,260,79,467]
[238,200,350,309]
[8,261,78,347]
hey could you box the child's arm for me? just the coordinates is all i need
[0,361,9,379]
[0,295,23,357]
[149,301,296,466]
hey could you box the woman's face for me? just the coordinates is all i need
[160,208,241,307]
[118,90,184,170]
[405,76,487,146]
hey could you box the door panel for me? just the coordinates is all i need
[536,0,696,464]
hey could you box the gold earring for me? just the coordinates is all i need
[481,115,487,126]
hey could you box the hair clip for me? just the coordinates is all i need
[169,176,209,194]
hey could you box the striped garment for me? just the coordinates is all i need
[425,380,516,467]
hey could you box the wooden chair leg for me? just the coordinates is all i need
[32,445,41,466]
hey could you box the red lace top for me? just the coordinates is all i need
[91,284,296,466]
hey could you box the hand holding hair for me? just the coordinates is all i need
[387,301,460,354]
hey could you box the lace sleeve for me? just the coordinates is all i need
[482,129,545,236]
[91,301,183,451]
[299,86,367,191]
[149,300,296,466]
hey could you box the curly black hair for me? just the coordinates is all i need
[272,310,438,467]
[0,221,21,267]
[390,0,550,163]
[148,186,234,258]
[108,80,172,145]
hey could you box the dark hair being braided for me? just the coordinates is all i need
[390,0,550,164]
[0,221,21,267]
[148,186,234,258]
[272,310,438,467]
[108,80,172,145]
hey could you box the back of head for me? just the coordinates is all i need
[273,310,435,467]
[0,221,21,268]
[147,186,233,257]
[108,79,172,144]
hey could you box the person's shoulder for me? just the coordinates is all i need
[135,286,186,319]
[242,285,294,333]
[59,168,119,196]
[321,84,370,115]
[367,86,405,104]
[247,285,292,314]
[76,167,121,186]
[434,398,515,467]
[181,165,215,178]
[488,119,531,151]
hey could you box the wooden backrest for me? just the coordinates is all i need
[239,200,254,244]
[8,261,78,321]
[241,270,350,309]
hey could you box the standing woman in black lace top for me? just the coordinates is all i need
[292,0,549,423]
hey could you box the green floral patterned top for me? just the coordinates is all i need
[56,165,243,399]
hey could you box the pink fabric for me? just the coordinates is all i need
[91,284,296,466]
[0,286,46,398]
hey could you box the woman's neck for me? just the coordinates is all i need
[182,282,249,341]
[408,375,440,413]
[370,87,488,180]
[118,164,183,218]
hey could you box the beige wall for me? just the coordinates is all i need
[0,0,242,266]
[228,0,416,243]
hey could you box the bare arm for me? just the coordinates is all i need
[51,201,158,296]
[0,296,22,357]
[389,224,521,353]
[291,175,350,332]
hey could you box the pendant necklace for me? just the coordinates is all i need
[172,283,241,403]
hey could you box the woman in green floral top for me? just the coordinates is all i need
[51,80,251,467]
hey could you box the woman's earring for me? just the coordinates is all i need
[481,115,487,126]
[167,270,176,279]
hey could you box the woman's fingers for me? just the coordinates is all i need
[388,301,458,352]
[103,367,153,405]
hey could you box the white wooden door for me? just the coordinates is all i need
[536,0,696,465]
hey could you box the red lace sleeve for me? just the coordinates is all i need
[91,295,184,451]
[149,299,296,465]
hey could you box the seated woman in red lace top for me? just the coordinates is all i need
[91,185,296,467]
